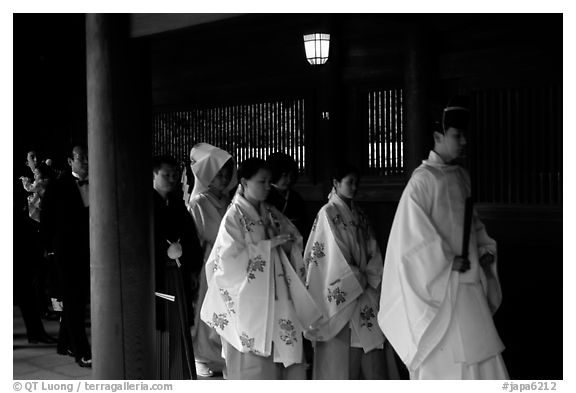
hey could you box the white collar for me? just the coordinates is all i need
[71,171,88,182]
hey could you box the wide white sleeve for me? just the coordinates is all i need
[188,197,207,245]
[379,175,458,370]
[206,209,272,290]
[362,215,384,290]
[303,207,363,341]
[201,207,274,354]
[473,208,502,314]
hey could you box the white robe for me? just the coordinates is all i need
[189,192,230,263]
[187,143,235,366]
[304,192,385,352]
[200,193,321,367]
[378,151,508,379]
[188,190,231,366]
[188,142,237,204]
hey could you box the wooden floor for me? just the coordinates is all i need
[12,307,221,380]
[12,307,92,380]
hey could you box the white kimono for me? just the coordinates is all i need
[378,151,508,379]
[304,192,385,352]
[188,143,236,367]
[200,192,321,368]
[188,142,236,261]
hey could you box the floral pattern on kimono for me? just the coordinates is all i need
[305,241,326,269]
[279,319,298,346]
[327,286,347,306]
[247,255,266,282]
[304,192,385,352]
[200,192,322,367]
[220,289,235,314]
[360,305,376,330]
[210,313,229,330]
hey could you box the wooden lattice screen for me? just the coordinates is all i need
[366,88,405,176]
[152,99,307,172]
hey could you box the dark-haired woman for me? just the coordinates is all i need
[304,164,399,379]
[265,152,307,237]
[200,158,321,379]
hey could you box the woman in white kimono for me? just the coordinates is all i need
[187,143,236,377]
[304,164,400,379]
[201,158,321,379]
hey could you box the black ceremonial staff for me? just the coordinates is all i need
[461,196,474,260]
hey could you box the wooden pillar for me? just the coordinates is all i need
[86,14,154,379]
[315,17,344,191]
[404,28,429,177]
[316,62,339,186]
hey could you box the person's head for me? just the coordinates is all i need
[68,145,88,179]
[237,158,272,203]
[189,143,236,199]
[433,127,467,163]
[152,155,179,197]
[267,152,298,191]
[332,163,361,201]
[208,158,234,195]
[26,150,39,171]
[433,95,470,163]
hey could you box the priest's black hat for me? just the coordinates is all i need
[442,95,470,132]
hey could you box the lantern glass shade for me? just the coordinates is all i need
[303,33,330,65]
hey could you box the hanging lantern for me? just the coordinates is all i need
[303,33,330,65]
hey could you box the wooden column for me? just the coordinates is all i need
[316,62,339,187]
[315,17,345,192]
[404,28,429,177]
[86,14,155,379]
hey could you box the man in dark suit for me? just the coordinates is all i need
[14,149,57,344]
[41,145,92,368]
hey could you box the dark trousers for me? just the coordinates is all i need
[58,270,91,361]
[15,270,48,340]
[14,218,49,340]
[155,264,196,380]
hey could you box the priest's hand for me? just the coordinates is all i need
[452,256,471,273]
[479,253,495,269]
[479,253,495,278]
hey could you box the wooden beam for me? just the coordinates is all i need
[130,13,244,37]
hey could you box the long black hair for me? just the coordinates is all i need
[237,157,270,183]
[332,163,361,182]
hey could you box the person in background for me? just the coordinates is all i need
[187,143,236,377]
[265,151,313,376]
[152,155,203,379]
[201,158,321,379]
[41,145,92,367]
[266,152,307,238]
[25,150,39,174]
[14,150,57,345]
[303,163,400,379]
[378,96,508,379]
